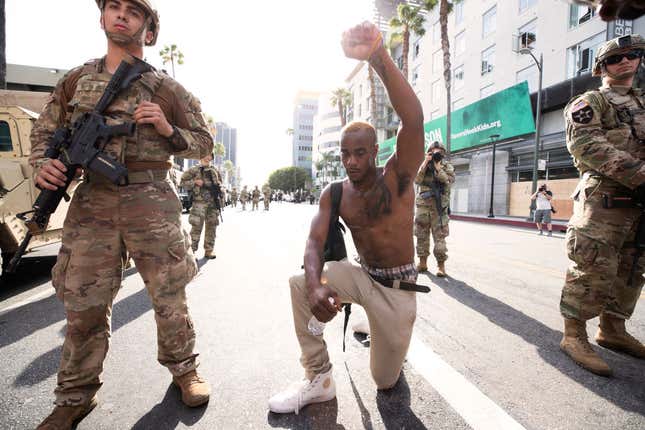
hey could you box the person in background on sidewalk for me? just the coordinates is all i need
[269,21,426,415]
[530,183,553,236]
[559,35,645,377]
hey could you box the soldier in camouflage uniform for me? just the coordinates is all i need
[560,35,645,376]
[240,185,249,210]
[180,153,221,259]
[252,185,261,211]
[262,184,272,211]
[32,1,213,428]
[414,142,455,277]
[230,187,238,207]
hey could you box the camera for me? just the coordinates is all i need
[432,152,444,163]
[539,185,547,192]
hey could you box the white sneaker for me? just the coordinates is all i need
[268,368,336,414]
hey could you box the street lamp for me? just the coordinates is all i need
[520,48,544,220]
[487,134,501,218]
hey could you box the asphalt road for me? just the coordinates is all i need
[0,202,643,429]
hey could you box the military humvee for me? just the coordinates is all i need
[0,90,73,275]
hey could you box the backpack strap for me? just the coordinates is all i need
[329,181,353,352]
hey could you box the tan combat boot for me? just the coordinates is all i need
[204,251,216,260]
[560,318,612,376]
[416,256,428,272]
[173,370,211,407]
[37,396,98,430]
[436,261,447,278]
[595,314,645,358]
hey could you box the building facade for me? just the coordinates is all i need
[372,0,645,220]
[312,92,344,189]
[292,91,319,174]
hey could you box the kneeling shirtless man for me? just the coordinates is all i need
[269,21,425,414]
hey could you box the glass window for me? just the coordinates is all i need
[433,21,440,42]
[412,65,420,85]
[454,1,464,25]
[433,49,443,74]
[481,45,496,76]
[454,65,465,90]
[518,20,537,50]
[569,4,595,29]
[519,0,537,13]
[452,98,465,110]
[480,84,495,98]
[455,31,466,56]
[0,121,13,152]
[413,39,421,59]
[430,109,441,120]
[432,80,442,104]
[482,6,497,38]
[566,32,605,78]
[516,65,537,92]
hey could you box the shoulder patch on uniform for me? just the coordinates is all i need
[570,100,594,124]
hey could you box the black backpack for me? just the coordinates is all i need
[324,181,352,351]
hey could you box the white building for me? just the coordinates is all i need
[368,0,644,219]
[291,91,319,174]
[312,92,344,189]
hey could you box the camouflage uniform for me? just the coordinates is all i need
[240,187,249,210]
[180,165,221,254]
[252,187,261,211]
[560,58,645,322]
[262,185,272,211]
[230,188,238,207]
[414,159,455,263]
[30,57,213,406]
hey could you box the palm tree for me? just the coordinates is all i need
[285,128,294,136]
[223,159,234,185]
[0,0,5,89]
[424,0,461,154]
[159,44,184,78]
[330,88,352,126]
[389,3,426,81]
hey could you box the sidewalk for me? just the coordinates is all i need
[450,212,568,232]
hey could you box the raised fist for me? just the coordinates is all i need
[341,21,383,61]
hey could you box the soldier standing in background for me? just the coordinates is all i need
[230,186,238,207]
[414,142,455,277]
[262,184,272,211]
[560,35,645,376]
[252,185,261,211]
[180,152,221,259]
[31,1,213,428]
[240,185,249,210]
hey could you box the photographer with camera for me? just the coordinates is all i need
[530,183,554,236]
[414,141,455,277]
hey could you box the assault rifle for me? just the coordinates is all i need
[420,156,446,219]
[7,55,153,273]
[203,167,224,222]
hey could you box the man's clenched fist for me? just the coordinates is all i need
[341,21,383,61]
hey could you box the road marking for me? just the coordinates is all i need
[0,289,54,317]
[407,336,526,430]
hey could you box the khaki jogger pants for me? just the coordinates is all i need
[289,260,417,389]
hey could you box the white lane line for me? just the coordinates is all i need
[407,336,526,430]
[0,289,54,317]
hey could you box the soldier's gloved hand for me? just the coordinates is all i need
[133,101,173,137]
[194,179,204,187]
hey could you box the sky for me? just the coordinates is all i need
[6,0,374,185]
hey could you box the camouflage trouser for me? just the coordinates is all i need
[49,180,198,406]
[414,199,449,262]
[241,199,247,210]
[188,202,219,254]
[231,197,237,207]
[252,198,259,211]
[264,198,270,210]
[560,178,645,321]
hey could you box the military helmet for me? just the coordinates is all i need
[95,0,160,46]
[593,34,645,76]
[427,141,446,153]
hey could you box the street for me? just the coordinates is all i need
[1,202,644,430]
